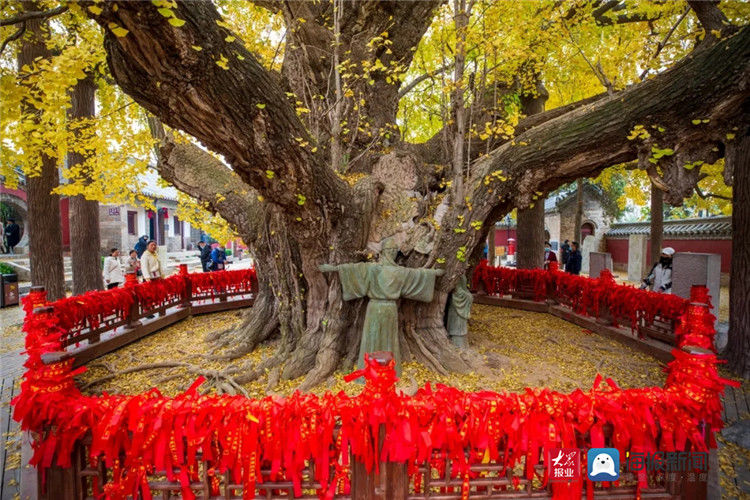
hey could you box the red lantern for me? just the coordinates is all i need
[147,210,155,219]
[162,207,169,219]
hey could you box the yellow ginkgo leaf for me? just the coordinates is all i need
[157,8,173,17]
[256,103,266,109]
[108,23,129,37]
[168,17,186,27]
[87,5,102,15]
[191,45,202,51]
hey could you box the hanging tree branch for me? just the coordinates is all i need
[0,4,67,27]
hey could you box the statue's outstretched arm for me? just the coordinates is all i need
[319,264,338,272]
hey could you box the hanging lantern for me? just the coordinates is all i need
[161,207,169,219]
[147,210,155,219]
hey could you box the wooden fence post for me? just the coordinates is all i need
[178,264,192,311]
[351,352,408,500]
[27,285,47,309]
[123,273,142,330]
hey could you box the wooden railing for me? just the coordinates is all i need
[472,263,690,351]
[38,266,257,368]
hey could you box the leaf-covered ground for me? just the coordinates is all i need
[77,304,668,398]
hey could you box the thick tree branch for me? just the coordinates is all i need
[0,4,67,27]
[478,26,749,199]
[87,1,351,238]
[688,0,737,46]
[435,26,750,283]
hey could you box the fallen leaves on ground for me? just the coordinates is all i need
[77,304,667,398]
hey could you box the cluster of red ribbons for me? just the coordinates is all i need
[50,288,135,335]
[45,270,258,340]
[190,268,258,299]
[131,275,187,311]
[12,279,736,499]
[473,260,689,331]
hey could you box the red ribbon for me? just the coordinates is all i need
[12,275,737,499]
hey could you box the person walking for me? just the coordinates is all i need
[134,235,148,258]
[197,241,212,272]
[560,239,571,271]
[140,240,164,281]
[103,248,125,289]
[0,220,5,254]
[5,218,20,254]
[125,249,141,278]
[210,244,227,271]
[641,247,674,294]
[544,241,557,270]
[566,241,582,275]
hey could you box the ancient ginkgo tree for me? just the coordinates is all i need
[5,0,749,386]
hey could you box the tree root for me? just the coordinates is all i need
[79,361,247,396]
[409,327,450,376]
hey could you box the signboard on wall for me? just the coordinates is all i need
[108,207,120,216]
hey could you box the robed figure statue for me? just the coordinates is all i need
[446,275,473,348]
[320,239,444,374]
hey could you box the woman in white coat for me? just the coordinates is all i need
[103,248,125,289]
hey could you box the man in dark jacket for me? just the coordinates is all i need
[560,239,571,271]
[197,241,212,272]
[134,235,148,258]
[566,241,582,275]
[4,218,20,254]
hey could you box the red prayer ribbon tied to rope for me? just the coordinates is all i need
[190,268,257,299]
[11,271,737,499]
[472,260,689,331]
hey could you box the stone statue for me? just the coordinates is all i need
[319,239,444,374]
[446,275,472,348]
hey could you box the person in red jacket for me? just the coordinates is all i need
[544,241,557,270]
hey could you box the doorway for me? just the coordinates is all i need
[581,222,595,241]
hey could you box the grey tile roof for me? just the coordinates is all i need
[607,216,731,238]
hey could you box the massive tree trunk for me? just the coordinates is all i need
[515,77,548,270]
[18,2,65,301]
[649,182,664,262]
[69,75,104,295]
[727,131,750,379]
[87,1,750,386]
[516,202,545,269]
